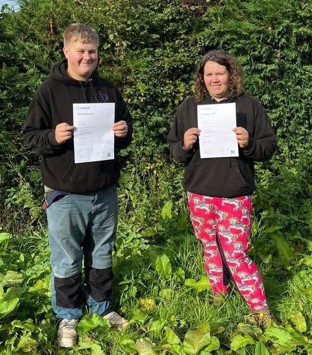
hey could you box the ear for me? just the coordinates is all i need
[63,47,69,59]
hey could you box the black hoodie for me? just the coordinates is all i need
[167,94,277,198]
[23,59,133,193]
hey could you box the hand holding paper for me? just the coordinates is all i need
[197,103,238,158]
[73,103,115,164]
[233,127,249,148]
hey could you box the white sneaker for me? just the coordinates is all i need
[103,311,128,331]
[57,319,78,348]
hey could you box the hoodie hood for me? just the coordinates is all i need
[50,59,100,86]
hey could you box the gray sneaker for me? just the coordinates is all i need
[57,319,79,348]
[103,311,128,332]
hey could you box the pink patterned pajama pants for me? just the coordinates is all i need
[188,192,268,312]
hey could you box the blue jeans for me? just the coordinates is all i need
[46,185,118,319]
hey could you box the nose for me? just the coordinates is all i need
[83,52,92,60]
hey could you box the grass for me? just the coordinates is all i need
[0,215,311,354]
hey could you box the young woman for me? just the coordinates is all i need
[168,50,277,328]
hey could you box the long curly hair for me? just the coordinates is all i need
[195,50,243,102]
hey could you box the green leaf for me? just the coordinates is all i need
[183,323,212,354]
[255,341,270,355]
[136,338,157,355]
[155,254,172,280]
[0,297,20,319]
[165,327,181,345]
[275,234,294,269]
[2,270,24,287]
[149,319,166,333]
[174,267,185,283]
[16,334,38,352]
[161,201,173,219]
[230,334,255,351]
[300,255,312,267]
[78,315,107,333]
[77,341,104,354]
[131,309,149,324]
[185,277,211,293]
[265,327,293,345]
[0,233,11,244]
[290,311,307,333]
[204,336,220,352]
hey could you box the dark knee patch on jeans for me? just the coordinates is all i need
[85,266,113,302]
[55,273,83,308]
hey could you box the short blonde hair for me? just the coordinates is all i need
[63,23,99,46]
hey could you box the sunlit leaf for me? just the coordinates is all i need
[265,327,293,345]
[161,201,173,219]
[165,327,181,345]
[155,254,172,280]
[300,255,312,267]
[131,309,149,324]
[185,277,211,292]
[76,340,104,355]
[255,340,270,355]
[183,323,212,353]
[78,315,107,333]
[136,338,156,355]
[290,311,307,333]
[149,319,166,333]
[204,336,220,352]
[0,233,11,244]
[16,334,38,352]
[230,334,255,351]
[0,297,20,319]
[2,270,24,287]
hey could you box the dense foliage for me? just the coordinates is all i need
[1,0,311,353]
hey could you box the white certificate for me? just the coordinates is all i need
[197,103,238,158]
[73,103,115,164]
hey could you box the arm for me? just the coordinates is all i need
[168,101,199,163]
[113,91,133,149]
[22,93,63,156]
[235,101,277,161]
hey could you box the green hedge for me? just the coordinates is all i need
[1,0,311,239]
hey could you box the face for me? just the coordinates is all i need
[203,61,230,100]
[63,39,98,81]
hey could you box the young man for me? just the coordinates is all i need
[23,23,133,348]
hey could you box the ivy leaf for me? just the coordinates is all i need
[231,334,255,351]
[155,254,172,280]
